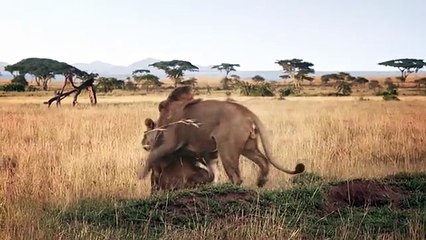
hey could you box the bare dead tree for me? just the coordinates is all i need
[44,77,97,107]
[56,72,79,105]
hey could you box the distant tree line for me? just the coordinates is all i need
[2,57,425,97]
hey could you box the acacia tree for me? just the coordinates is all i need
[320,72,352,84]
[378,58,426,82]
[321,72,368,87]
[211,63,240,90]
[149,60,198,88]
[275,59,314,90]
[132,69,162,91]
[319,72,354,96]
[96,77,124,93]
[211,63,240,79]
[5,58,85,90]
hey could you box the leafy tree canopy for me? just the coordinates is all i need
[132,69,151,76]
[149,60,198,87]
[378,58,426,82]
[321,72,353,83]
[96,77,124,93]
[321,72,368,85]
[211,63,240,78]
[276,59,314,89]
[135,74,160,83]
[275,59,315,80]
[131,69,162,91]
[5,58,86,78]
[5,58,87,90]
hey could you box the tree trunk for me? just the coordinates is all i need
[87,86,97,105]
[34,76,41,86]
[400,70,406,82]
[42,79,49,91]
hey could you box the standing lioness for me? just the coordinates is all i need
[139,86,305,187]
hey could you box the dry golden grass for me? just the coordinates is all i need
[1,94,426,238]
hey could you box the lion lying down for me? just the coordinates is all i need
[142,118,217,192]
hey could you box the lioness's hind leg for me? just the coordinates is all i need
[217,144,243,185]
[242,139,270,187]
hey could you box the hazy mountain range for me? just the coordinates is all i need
[0,58,419,80]
[73,58,163,75]
[0,58,220,79]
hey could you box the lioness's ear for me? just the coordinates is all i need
[167,86,194,101]
[144,118,155,130]
[158,100,167,112]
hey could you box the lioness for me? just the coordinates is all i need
[139,86,305,187]
[142,118,215,192]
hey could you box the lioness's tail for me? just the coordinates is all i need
[252,115,305,174]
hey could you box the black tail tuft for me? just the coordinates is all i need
[295,163,305,174]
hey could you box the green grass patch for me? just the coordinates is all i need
[25,172,426,239]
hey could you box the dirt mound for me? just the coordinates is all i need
[160,191,256,216]
[324,179,406,212]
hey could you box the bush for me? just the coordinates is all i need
[335,81,352,96]
[239,82,274,96]
[11,75,28,86]
[251,75,265,82]
[27,85,38,92]
[384,83,398,95]
[0,83,26,92]
[124,81,137,91]
[382,82,399,101]
[278,86,296,98]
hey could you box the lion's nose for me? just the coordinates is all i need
[143,145,151,151]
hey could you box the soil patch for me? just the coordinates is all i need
[161,191,256,216]
[324,179,407,212]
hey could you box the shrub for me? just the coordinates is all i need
[368,80,382,93]
[278,86,296,98]
[124,81,137,91]
[335,81,352,96]
[382,82,399,101]
[0,83,26,92]
[251,75,265,82]
[239,82,274,96]
[11,74,28,86]
[27,85,38,92]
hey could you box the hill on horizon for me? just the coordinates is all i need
[0,61,8,71]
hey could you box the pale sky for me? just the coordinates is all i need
[1,0,425,70]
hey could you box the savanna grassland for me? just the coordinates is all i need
[1,94,426,239]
